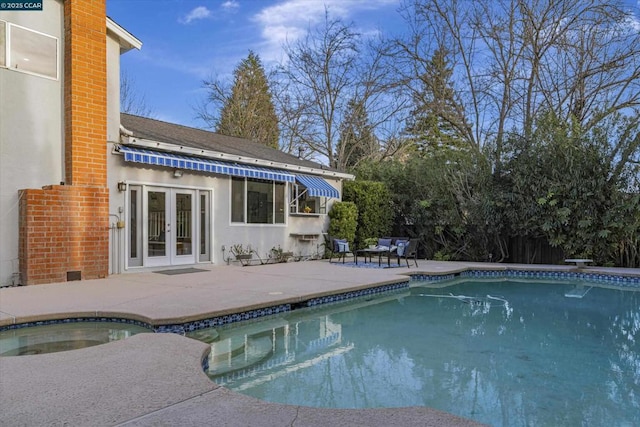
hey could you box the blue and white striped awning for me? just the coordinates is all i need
[295,175,339,198]
[118,146,295,182]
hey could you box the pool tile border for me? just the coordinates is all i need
[459,269,640,287]
[154,304,293,335]
[412,270,640,288]
[2,269,638,336]
[156,282,411,335]
[302,281,409,307]
[0,316,152,333]
[0,282,411,335]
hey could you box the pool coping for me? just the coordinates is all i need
[1,261,638,427]
[1,264,638,332]
[0,276,411,330]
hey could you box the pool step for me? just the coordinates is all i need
[216,317,288,340]
[186,317,287,345]
[208,335,273,375]
[186,329,219,344]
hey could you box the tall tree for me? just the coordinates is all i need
[275,12,404,169]
[396,0,640,175]
[277,15,359,168]
[270,77,315,157]
[337,98,378,169]
[199,51,279,148]
[403,46,470,156]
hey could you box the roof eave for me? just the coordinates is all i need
[120,135,355,180]
[107,17,142,54]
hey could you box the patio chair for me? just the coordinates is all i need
[329,237,353,263]
[391,238,419,268]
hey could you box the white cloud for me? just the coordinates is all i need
[179,6,212,24]
[251,0,396,63]
[221,1,240,12]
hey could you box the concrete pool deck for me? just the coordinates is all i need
[1,260,638,426]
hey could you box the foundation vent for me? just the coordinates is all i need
[67,271,82,281]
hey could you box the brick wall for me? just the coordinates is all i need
[19,186,109,284]
[19,0,109,285]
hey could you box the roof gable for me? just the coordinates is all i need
[106,18,142,53]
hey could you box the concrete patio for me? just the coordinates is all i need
[1,260,636,426]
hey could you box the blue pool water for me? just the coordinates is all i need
[193,279,640,426]
[0,322,150,356]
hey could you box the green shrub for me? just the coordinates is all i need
[433,250,452,261]
[328,201,358,247]
[343,180,392,249]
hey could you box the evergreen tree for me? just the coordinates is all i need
[217,51,279,148]
[337,98,377,170]
[404,47,468,156]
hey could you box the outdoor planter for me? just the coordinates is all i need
[269,247,294,263]
[234,253,253,266]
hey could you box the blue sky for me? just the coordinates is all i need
[107,0,405,128]
[107,0,640,130]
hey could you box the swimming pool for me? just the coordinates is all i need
[0,321,150,356]
[193,278,640,426]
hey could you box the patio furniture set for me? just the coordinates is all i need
[329,237,419,268]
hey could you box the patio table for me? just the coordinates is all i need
[356,248,391,267]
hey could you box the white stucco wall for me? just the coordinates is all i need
[0,1,64,286]
[107,153,341,271]
[106,30,122,275]
[106,34,121,146]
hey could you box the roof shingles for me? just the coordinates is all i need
[120,113,338,173]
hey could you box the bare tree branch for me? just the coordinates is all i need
[120,69,155,118]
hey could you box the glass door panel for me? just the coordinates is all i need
[128,186,142,267]
[133,187,205,268]
[148,190,167,258]
[199,191,211,262]
[173,192,193,260]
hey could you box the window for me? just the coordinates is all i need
[231,177,285,224]
[0,21,58,79]
[0,21,6,67]
[231,178,245,223]
[289,184,327,214]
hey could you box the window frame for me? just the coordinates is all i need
[289,183,327,215]
[0,21,6,68]
[231,177,286,225]
[0,20,59,80]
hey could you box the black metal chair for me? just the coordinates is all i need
[391,238,419,267]
[328,237,353,263]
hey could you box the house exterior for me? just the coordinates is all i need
[0,0,352,286]
[110,114,351,272]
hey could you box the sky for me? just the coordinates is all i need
[107,0,640,130]
[107,0,405,128]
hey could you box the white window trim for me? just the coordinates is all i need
[0,21,6,68]
[289,183,327,215]
[121,181,213,270]
[230,177,287,226]
[0,20,59,81]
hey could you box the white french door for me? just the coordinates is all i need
[145,187,196,267]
